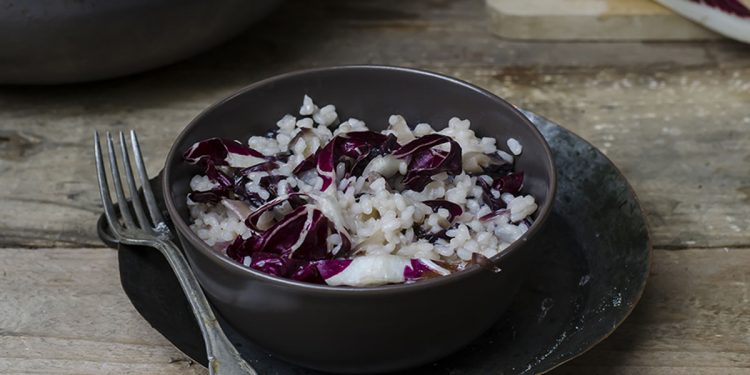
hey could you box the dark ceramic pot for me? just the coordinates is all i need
[0,0,279,84]
[162,66,556,373]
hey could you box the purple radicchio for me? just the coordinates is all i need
[228,207,343,269]
[320,256,451,286]
[479,208,509,222]
[467,253,501,273]
[205,161,234,189]
[422,200,463,222]
[392,134,462,191]
[244,193,309,231]
[232,162,292,207]
[187,162,234,203]
[183,137,267,168]
[225,194,352,282]
[413,200,462,243]
[231,251,325,284]
[477,172,524,211]
[403,259,442,282]
[412,224,450,243]
[689,0,750,17]
[315,259,353,279]
[188,189,227,204]
[294,131,400,191]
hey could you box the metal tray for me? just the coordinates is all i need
[98,110,650,374]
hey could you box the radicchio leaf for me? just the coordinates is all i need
[233,164,289,206]
[184,138,228,165]
[248,252,290,277]
[339,131,385,156]
[244,206,317,257]
[244,193,308,232]
[294,131,402,191]
[225,235,255,262]
[392,134,462,191]
[477,172,524,211]
[477,177,505,211]
[188,163,234,204]
[347,133,400,178]
[468,253,501,273]
[293,151,318,174]
[205,162,234,189]
[233,189,266,208]
[316,139,337,191]
[478,154,513,177]
[315,259,352,279]
[403,259,440,281]
[392,134,449,157]
[243,194,351,261]
[183,138,265,167]
[422,200,463,222]
[259,175,286,198]
[226,199,353,284]
[319,256,451,286]
[479,208,509,222]
[289,208,332,261]
[238,160,279,174]
[188,189,227,204]
[225,139,265,158]
[226,247,327,284]
[381,133,400,154]
[221,199,253,221]
[413,225,450,243]
[334,233,353,258]
[691,0,750,17]
[289,262,325,284]
[494,171,524,195]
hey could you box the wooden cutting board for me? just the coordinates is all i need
[487,0,722,41]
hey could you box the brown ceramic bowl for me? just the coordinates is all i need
[162,65,556,373]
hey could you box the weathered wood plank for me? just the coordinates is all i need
[0,0,748,249]
[550,248,750,374]
[474,66,750,249]
[486,0,721,41]
[1,65,748,249]
[1,248,749,374]
[0,248,203,375]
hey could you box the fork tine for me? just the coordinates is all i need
[119,131,151,229]
[130,130,166,228]
[94,131,123,237]
[106,132,136,228]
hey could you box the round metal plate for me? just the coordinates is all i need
[97,110,650,374]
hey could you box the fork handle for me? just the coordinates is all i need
[153,239,258,375]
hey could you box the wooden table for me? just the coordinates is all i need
[2,1,749,374]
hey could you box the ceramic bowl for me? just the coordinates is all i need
[162,65,556,373]
[0,0,279,84]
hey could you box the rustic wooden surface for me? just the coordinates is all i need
[486,0,721,41]
[0,0,749,374]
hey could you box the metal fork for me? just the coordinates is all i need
[95,130,257,375]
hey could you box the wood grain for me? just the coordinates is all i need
[0,248,203,375]
[0,0,747,249]
[1,66,748,249]
[1,0,749,373]
[551,248,750,374]
[486,0,721,41]
[1,248,748,374]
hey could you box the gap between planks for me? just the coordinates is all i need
[1,247,750,375]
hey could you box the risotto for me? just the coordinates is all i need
[184,95,537,287]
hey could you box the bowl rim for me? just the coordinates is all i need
[162,64,557,294]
